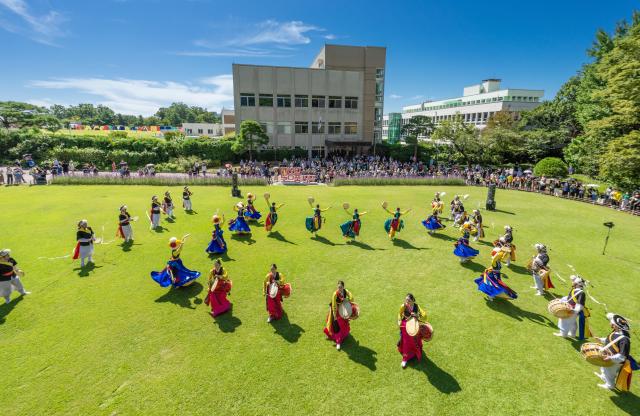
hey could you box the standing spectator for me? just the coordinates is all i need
[62,160,69,175]
[13,166,25,185]
[202,162,207,177]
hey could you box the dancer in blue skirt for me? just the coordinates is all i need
[340,203,367,239]
[453,221,479,263]
[229,202,251,234]
[422,208,446,235]
[151,235,201,288]
[244,193,262,221]
[205,214,227,254]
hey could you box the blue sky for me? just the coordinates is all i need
[1,0,637,115]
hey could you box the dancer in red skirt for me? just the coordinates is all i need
[263,263,291,322]
[323,280,358,350]
[205,259,232,317]
[397,293,429,368]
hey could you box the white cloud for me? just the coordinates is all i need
[30,75,234,116]
[232,20,320,46]
[410,95,425,101]
[180,20,328,58]
[389,94,403,99]
[323,34,337,40]
[0,0,66,45]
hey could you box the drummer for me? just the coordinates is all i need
[263,264,290,322]
[397,293,428,368]
[163,191,175,219]
[206,259,232,317]
[150,196,162,229]
[553,276,590,340]
[431,192,443,214]
[471,209,484,241]
[493,225,516,266]
[323,280,356,350]
[182,186,193,211]
[73,219,95,267]
[595,313,637,391]
[116,205,133,243]
[530,243,553,296]
[0,249,30,304]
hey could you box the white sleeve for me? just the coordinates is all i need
[573,304,583,313]
[608,353,626,364]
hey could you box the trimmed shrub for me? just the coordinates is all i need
[333,177,465,186]
[533,157,568,178]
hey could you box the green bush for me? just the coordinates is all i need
[533,157,569,178]
[50,175,268,186]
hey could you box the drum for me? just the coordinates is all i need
[268,282,279,298]
[307,196,315,205]
[419,322,433,342]
[470,228,478,236]
[15,269,25,277]
[547,299,573,318]
[381,201,388,209]
[526,257,533,271]
[581,342,614,367]
[342,202,350,210]
[338,300,353,320]
[405,317,420,337]
[350,302,360,320]
[264,192,271,200]
[281,283,292,298]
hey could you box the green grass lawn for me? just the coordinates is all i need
[1,185,639,415]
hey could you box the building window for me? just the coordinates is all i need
[311,122,325,134]
[376,68,384,78]
[186,129,192,134]
[276,122,291,134]
[312,95,325,108]
[276,94,291,108]
[345,96,358,109]
[328,122,341,134]
[328,96,342,108]
[240,93,255,107]
[259,94,273,107]
[295,95,308,108]
[295,121,309,134]
[197,128,203,134]
[344,122,358,135]
[207,129,213,134]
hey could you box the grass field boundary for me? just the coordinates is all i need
[332,177,466,186]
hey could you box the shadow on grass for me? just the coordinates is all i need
[485,298,554,327]
[231,234,256,245]
[476,240,495,247]
[313,235,342,246]
[393,239,426,250]
[165,217,176,224]
[73,262,102,277]
[271,312,305,343]
[185,210,198,215]
[611,392,640,415]
[413,356,462,394]
[346,240,383,251]
[208,252,235,262]
[342,336,377,371]
[154,281,204,310]
[430,233,457,242]
[568,338,588,352]
[461,261,486,273]
[0,295,24,325]
[494,208,516,215]
[267,231,296,245]
[507,263,530,275]
[153,226,168,233]
[213,310,242,333]
[120,240,138,252]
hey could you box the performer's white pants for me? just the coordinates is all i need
[532,271,544,293]
[1,277,27,303]
[183,199,192,210]
[166,206,174,217]
[557,316,577,336]
[79,244,94,266]
[152,213,160,228]
[600,363,622,388]
[122,224,133,241]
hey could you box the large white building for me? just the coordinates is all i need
[232,44,386,156]
[400,79,543,131]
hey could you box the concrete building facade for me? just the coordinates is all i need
[221,108,235,135]
[232,44,386,155]
[401,79,543,131]
[182,123,224,138]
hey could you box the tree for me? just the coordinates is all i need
[533,157,568,178]
[485,111,516,130]
[431,115,481,166]
[233,120,269,160]
[599,131,640,191]
[401,115,434,160]
[481,127,526,164]
[0,101,46,129]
